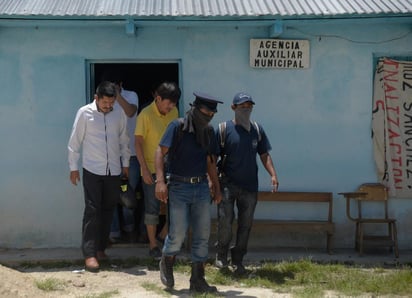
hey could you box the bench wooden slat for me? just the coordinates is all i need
[253,219,335,233]
[258,191,332,202]
[254,191,335,254]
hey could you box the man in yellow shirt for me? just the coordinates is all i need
[135,82,180,258]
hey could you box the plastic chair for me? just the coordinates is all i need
[339,183,399,257]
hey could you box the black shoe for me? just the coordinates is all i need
[159,255,175,288]
[149,247,162,259]
[233,263,247,276]
[230,248,247,275]
[215,253,228,269]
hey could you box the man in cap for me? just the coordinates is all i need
[215,92,279,275]
[154,92,223,293]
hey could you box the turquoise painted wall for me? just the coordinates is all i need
[0,20,411,249]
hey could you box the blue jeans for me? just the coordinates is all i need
[216,181,257,260]
[111,156,140,236]
[162,181,211,263]
[143,174,161,225]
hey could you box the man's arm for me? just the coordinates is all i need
[119,112,131,176]
[154,145,169,203]
[116,88,137,117]
[260,152,279,192]
[135,135,154,185]
[207,154,222,204]
[68,109,86,186]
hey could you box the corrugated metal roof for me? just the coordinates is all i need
[0,0,411,19]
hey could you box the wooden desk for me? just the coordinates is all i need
[338,192,367,221]
[338,187,398,258]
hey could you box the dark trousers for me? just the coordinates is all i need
[82,169,120,258]
[217,181,257,260]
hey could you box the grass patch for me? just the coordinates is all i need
[17,256,412,297]
[204,258,412,297]
[141,281,171,297]
[35,277,66,291]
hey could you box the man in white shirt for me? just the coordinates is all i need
[68,81,130,272]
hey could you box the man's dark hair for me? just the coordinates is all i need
[155,82,181,103]
[96,81,116,98]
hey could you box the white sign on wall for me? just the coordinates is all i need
[250,39,310,69]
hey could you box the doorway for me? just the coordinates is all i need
[87,61,180,244]
[88,61,180,112]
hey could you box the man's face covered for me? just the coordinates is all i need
[234,104,253,131]
[186,106,215,151]
[193,107,214,128]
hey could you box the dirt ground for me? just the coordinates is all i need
[0,263,284,298]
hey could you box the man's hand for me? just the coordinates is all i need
[271,176,279,192]
[155,181,168,203]
[70,170,80,185]
[212,190,222,204]
[142,167,154,185]
[122,167,129,178]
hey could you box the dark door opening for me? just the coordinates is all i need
[92,62,179,112]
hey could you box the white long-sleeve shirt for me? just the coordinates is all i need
[68,100,131,176]
[115,88,138,156]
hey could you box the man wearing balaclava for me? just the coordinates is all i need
[154,92,223,294]
[215,92,279,275]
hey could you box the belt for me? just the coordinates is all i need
[168,174,208,184]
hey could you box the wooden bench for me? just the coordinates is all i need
[255,191,335,254]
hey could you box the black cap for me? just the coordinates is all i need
[193,91,223,112]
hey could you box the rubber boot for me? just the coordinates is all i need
[189,262,218,293]
[159,255,175,288]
